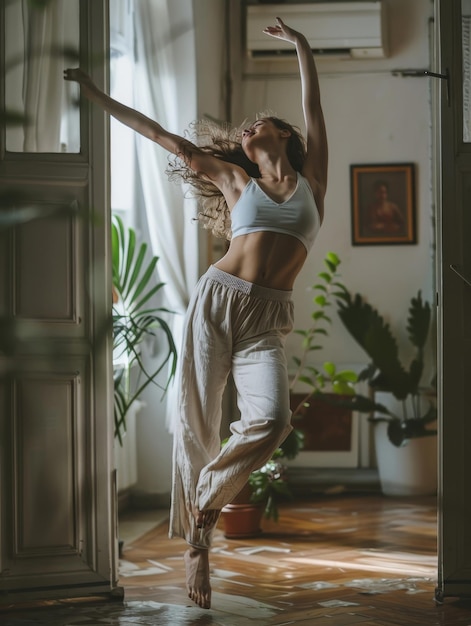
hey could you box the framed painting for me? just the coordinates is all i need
[350,163,416,245]
[287,393,360,468]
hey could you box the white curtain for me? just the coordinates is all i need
[133,0,199,431]
[5,0,79,152]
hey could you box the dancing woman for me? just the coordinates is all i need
[65,17,327,609]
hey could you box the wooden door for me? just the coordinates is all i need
[0,0,119,602]
[436,0,471,600]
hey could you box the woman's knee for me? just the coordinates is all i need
[233,409,291,442]
[254,415,293,455]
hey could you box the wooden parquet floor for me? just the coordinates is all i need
[2,495,471,625]
[119,494,471,625]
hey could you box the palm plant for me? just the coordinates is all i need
[112,215,177,444]
[336,289,437,447]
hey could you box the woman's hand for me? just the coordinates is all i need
[63,68,93,86]
[263,17,301,46]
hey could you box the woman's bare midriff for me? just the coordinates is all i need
[213,232,307,291]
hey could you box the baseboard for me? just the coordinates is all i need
[117,471,380,514]
[117,487,171,513]
[117,487,132,515]
[288,467,381,496]
[129,490,171,510]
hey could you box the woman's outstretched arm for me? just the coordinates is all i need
[263,18,328,209]
[63,68,226,180]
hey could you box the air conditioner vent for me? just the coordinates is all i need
[250,48,352,60]
[246,2,387,61]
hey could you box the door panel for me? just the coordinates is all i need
[437,0,471,600]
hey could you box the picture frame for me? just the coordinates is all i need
[350,163,416,245]
[287,393,360,469]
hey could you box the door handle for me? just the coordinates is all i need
[391,68,450,105]
[450,264,471,288]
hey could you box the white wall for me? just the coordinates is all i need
[129,0,437,501]
[238,0,435,375]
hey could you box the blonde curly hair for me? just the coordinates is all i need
[166,116,306,240]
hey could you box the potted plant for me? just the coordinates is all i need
[112,215,177,445]
[289,251,359,412]
[221,253,358,536]
[335,288,437,495]
[221,429,304,537]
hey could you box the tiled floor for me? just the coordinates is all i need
[2,495,471,625]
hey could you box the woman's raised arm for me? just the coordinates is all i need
[263,18,328,204]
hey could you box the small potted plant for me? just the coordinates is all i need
[221,428,304,537]
[335,288,437,495]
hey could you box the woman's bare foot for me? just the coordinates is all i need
[184,547,211,609]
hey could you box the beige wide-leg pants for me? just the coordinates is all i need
[169,266,294,549]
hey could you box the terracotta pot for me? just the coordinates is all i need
[221,502,265,539]
[221,483,265,538]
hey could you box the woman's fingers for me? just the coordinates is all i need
[64,68,79,81]
[63,68,91,85]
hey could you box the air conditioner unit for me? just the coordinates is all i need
[246,2,387,60]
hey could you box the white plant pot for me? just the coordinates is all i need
[374,421,437,496]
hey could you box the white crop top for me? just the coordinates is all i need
[230,173,321,252]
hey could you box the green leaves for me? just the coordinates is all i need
[112,215,177,444]
[324,251,340,271]
[327,393,392,416]
[335,287,435,446]
[248,460,293,522]
[290,252,358,402]
[407,291,431,350]
[279,428,305,460]
[337,290,432,403]
[387,403,437,446]
[337,292,412,400]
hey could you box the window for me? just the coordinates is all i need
[110,0,135,215]
[110,52,136,213]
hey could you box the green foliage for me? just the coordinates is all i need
[112,215,177,444]
[290,252,357,416]
[248,429,305,521]
[249,460,292,522]
[337,291,412,399]
[278,428,305,460]
[336,289,436,446]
